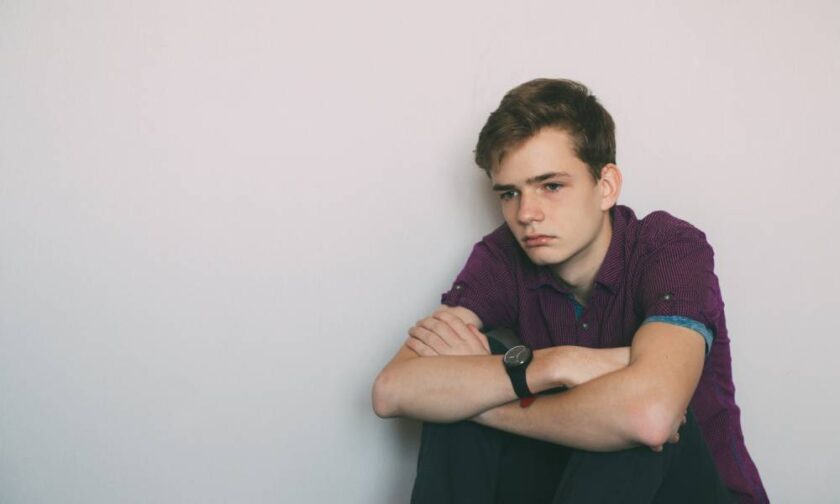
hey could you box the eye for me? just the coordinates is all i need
[499,190,518,201]
[544,183,563,192]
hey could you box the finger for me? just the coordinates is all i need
[434,312,486,353]
[468,324,491,353]
[668,431,680,444]
[410,325,450,349]
[409,325,450,353]
[418,317,460,344]
[650,445,663,453]
[681,413,687,426]
[432,312,473,340]
[405,337,437,357]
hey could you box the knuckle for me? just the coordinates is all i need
[428,318,443,330]
[424,321,442,335]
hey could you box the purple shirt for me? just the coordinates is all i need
[441,205,768,503]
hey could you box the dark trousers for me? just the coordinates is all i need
[410,410,733,504]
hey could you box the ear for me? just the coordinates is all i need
[598,163,622,210]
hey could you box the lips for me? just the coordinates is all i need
[523,235,554,247]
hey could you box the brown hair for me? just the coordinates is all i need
[474,78,616,180]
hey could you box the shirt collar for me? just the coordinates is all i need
[523,205,630,296]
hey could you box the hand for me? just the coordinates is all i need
[406,310,491,357]
[649,412,687,452]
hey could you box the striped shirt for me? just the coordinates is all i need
[441,205,768,503]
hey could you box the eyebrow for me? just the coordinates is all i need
[492,171,571,191]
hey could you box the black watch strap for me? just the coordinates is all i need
[507,365,532,398]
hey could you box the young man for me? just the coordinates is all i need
[372,79,767,503]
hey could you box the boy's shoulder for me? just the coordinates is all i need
[620,206,710,257]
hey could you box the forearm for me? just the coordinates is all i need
[473,365,666,451]
[372,347,562,423]
[472,324,704,451]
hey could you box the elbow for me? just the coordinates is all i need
[372,370,400,418]
[627,398,682,448]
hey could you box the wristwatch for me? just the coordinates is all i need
[503,344,533,398]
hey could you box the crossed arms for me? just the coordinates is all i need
[372,305,706,452]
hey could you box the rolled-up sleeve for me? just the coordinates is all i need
[637,229,724,351]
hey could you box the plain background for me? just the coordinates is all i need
[2,1,838,502]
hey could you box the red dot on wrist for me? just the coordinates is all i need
[519,396,537,408]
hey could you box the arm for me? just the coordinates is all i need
[473,322,705,451]
[471,227,718,451]
[371,305,630,422]
[372,305,553,422]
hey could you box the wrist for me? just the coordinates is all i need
[528,346,573,392]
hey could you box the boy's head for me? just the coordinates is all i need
[476,79,622,279]
[475,78,615,180]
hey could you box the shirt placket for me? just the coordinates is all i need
[575,289,601,348]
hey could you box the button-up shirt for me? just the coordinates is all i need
[441,205,768,503]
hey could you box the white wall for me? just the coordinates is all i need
[1,1,838,502]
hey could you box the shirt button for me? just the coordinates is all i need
[581,323,589,330]
[454,284,463,290]
[663,293,672,301]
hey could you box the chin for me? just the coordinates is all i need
[524,247,568,266]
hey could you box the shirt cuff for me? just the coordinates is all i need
[642,315,714,354]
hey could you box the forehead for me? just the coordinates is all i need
[491,128,589,183]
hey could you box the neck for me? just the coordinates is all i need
[550,213,613,305]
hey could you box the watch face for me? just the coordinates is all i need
[504,345,531,367]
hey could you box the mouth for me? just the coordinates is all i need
[523,234,554,247]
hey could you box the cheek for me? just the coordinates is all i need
[570,193,601,220]
[561,204,598,237]
[500,204,518,224]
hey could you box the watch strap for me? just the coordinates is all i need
[507,364,533,398]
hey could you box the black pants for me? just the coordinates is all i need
[410,410,733,504]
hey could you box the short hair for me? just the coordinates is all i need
[474,78,616,180]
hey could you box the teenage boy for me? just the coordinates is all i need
[372,78,767,503]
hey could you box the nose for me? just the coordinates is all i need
[516,191,544,226]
